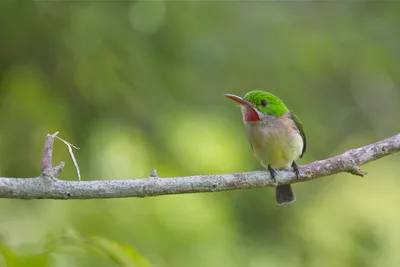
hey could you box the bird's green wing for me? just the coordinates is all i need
[289,112,307,158]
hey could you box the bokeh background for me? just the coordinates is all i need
[1,1,400,266]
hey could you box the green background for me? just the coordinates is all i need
[1,1,400,266]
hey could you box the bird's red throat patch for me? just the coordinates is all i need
[242,107,261,122]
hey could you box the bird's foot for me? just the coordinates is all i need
[268,165,278,182]
[292,161,300,179]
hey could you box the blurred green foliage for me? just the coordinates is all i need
[0,231,149,267]
[1,1,400,266]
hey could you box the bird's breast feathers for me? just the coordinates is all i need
[245,114,303,169]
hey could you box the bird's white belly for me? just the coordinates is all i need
[245,122,303,169]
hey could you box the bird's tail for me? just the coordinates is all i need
[275,185,295,205]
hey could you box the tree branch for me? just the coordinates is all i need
[0,133,399,200]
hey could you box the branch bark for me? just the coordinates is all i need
[0,133,399,200]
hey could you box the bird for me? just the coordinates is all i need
[224,90,306,205]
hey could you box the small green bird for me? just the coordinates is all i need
[224,90,306,205]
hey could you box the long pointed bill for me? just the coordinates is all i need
[224,93,261,122]
[224,94,253,107]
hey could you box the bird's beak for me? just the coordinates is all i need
[224,94,253,107]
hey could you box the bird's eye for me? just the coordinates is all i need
[261,100,267,107]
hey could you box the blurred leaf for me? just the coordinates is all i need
[0,244,49,267]
[54,231,150,267]
[19,255,49,267]
[88,236,150,267]
[0,244,22,267]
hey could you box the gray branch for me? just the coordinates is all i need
[0,133,399,200]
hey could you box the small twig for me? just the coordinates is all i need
[41,132,58,174]
[347,159,367,177]
[41,132,61,178]
[348,167,366,177]
[54,162,65,175]
[149,169,157,178]
[54,135,81,181]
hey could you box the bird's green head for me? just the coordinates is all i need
[243,90,289,116]
[224,90,289,122]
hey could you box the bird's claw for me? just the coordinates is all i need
[268,165,278,183]
[292,161,300,179]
